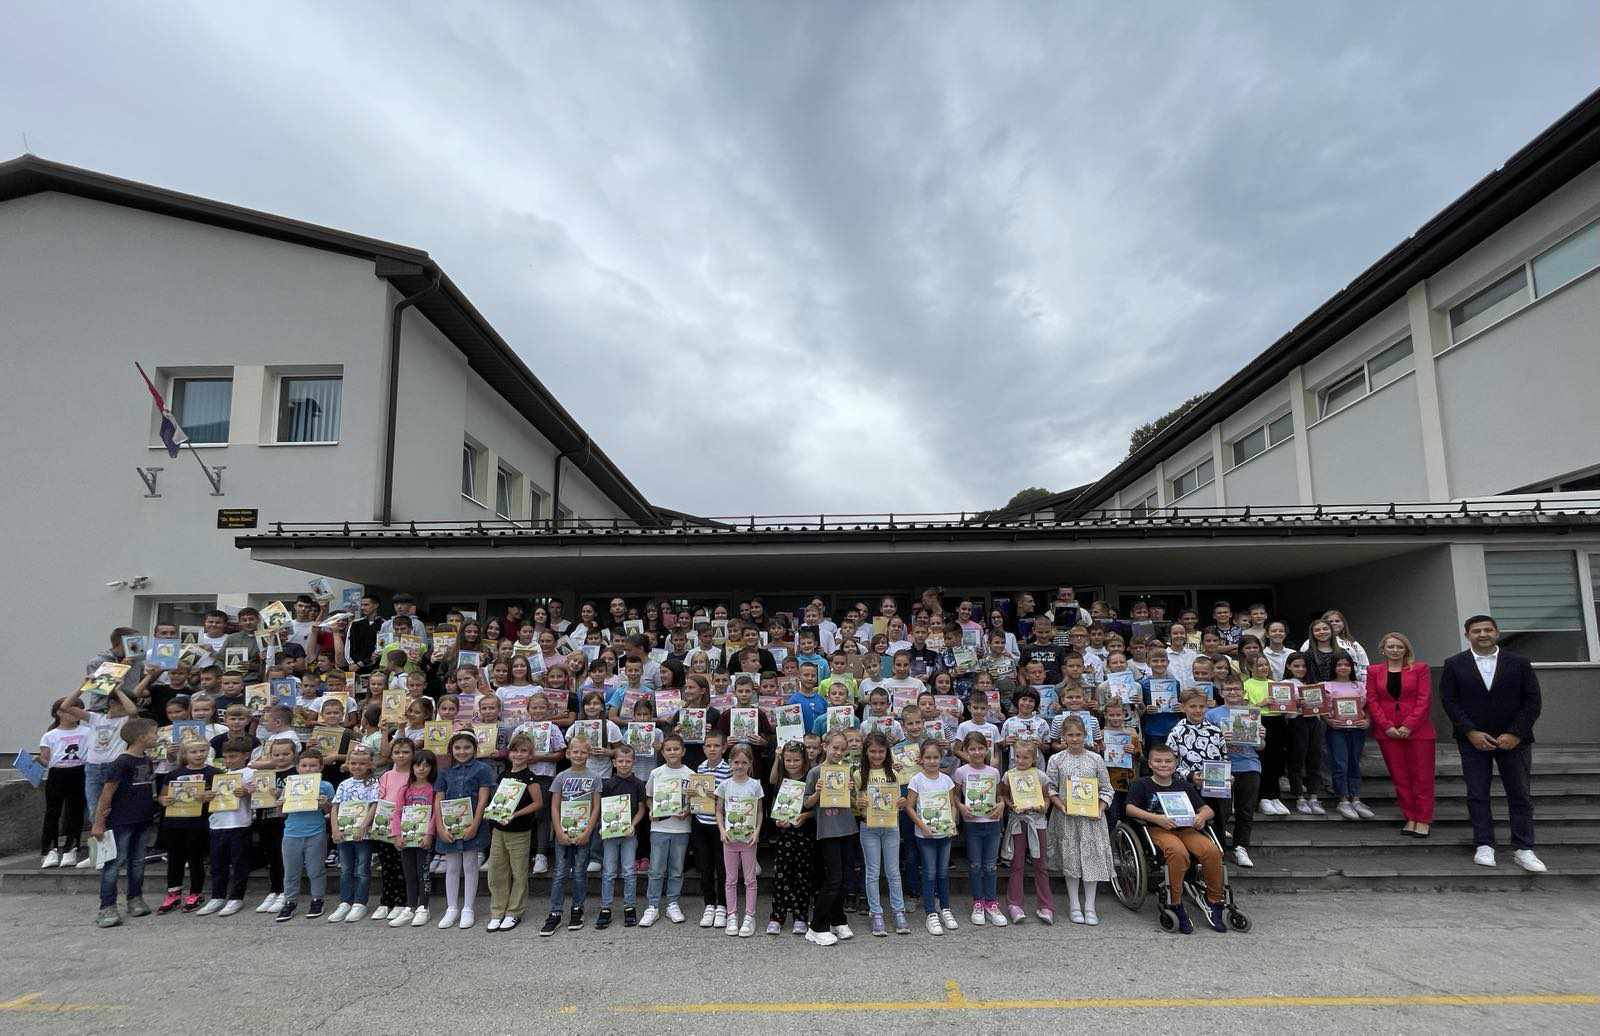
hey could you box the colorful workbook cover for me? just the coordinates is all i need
[166,775,205,818]
[422,720,452,755]
[775,705,804,747]
[918,789,956,836]
[826,705,856,734]
[335,800,369,840]
[1148,678,1180,712]
[484,779,525,825]
[818,764,852,809]
[677,708,707,744]
[725,799,758,842]
[311,725,344,757]
[1155,790,1197,827]
[399,804,432,847]
[771,778,806,824]
[729,708,759,744]
[599,794,633,839]
[651,776,687,819]
[368,800,396,844]
[282,774,320,813]
[209,771,243,812]
[1008,770,1046,812]
[439,797,474,841]
[559,798,590,840]
[688,772,718,815]
[1066,776,1101,818]
[964,773,998,819]
[627,722,657,756]
[864,780,899,829]
[1202,759,1233,798]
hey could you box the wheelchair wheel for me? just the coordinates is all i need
[1228,909,1251,933]
[1158,906,1178,932]
[1110,823,1147,911]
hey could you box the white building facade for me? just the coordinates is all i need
[0,157,654,718]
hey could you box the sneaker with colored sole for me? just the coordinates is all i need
[157,891,183,915]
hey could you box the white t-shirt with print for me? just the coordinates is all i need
[41,727,90,768]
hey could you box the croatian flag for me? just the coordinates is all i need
[135,362,189,458]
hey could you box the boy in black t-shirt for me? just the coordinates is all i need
[91,717,160,928]
[597,743,648,930]
[485,734,543,932]
[1125,744,1227,935]
[155,740,220,913]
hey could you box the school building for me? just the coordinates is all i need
[3,88,1600,743]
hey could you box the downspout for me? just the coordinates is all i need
[551,434,591,528]
[380,270,442,526]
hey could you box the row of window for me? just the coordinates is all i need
[462,440,567,523]
[1448,217,1599,342]
[168,373,342,445]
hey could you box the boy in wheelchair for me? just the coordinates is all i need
[1124,743,1229,934]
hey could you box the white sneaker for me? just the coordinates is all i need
[346,904,367,923]
[725,914,740,936]
[1261,798,1284,816]
[411,906,429,927]
[370,906,389,921]
[1337,801,1359,820]
[487,916,503,931]
[41,849,61,869]
[1083,910,1099,926]
[666,903,685,924]
[1008,905,1026,924]
[971,904,985,926]
[1473,845,1497,867]
[459,910,475,929]
[985,904,1008,927]
[1307,799,1326,816]
[925,913,944,935]
[739,915,755,937]
[1513,850,1547,873]
[1296,798,1314,815]
[639,906,659,927]
[437,908,460,929]
[832,923,854,940]
[196,898,226,916]
[255,893,279,914]
[428,856,445,874]
[939,908,959,930]
[219,899,244,916]
[59,849,79,868]
[1351,799,1375,819]
[74,853,96,869]
[805,928,839,946]
[328,903,351,923]
[587,860,601,874]
[1233,847,1255,868]
[387,907,414,928]
[713,906,727,929]
[700,905,716,928]
[532,854,549,875]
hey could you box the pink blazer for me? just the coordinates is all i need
[1365,662,1436,740]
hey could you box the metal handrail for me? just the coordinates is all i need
[250,497,1600,538]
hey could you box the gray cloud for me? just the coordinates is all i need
[3,0,1595,516]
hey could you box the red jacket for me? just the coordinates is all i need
[1365,662,1436,740]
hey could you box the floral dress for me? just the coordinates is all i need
[1045,749,1114,881]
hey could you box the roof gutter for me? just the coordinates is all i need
[379,263,441,525]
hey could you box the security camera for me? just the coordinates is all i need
[129,576,151,590]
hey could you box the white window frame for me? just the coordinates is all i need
[1312,335,1416,422]
[1445,215,1600,349]
[168,374,234,446]
[1129,490,1159,518]
[461,440,486,506]
[1229,411,1293,470]
[529,480,551,523]
[266,366,343,446]
[494,463,522,521]
[1483,547,1591,663]
[1168,458,1215,502]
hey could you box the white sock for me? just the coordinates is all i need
[1082,881,1098,913]
[461,854,480,913]
[444,854,462,912]
[1066,880,1082,913]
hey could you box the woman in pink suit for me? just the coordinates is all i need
[1366,632,1436,836]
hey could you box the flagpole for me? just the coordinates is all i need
[183,437,224,495]
[134,361,222,495]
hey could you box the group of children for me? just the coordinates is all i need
[48,590,1386,938]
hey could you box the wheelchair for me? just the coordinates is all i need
[1109,819,1250,932]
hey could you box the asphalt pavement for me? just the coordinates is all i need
[1,889,1596,1034]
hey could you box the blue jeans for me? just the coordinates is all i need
[915,835,951,912]
[859,825,904,915]
[1326,728,1367,797]
[963,821,1002,902]
[647,830,689,906]
[549,841,592,913]
[338,840,372,905]
[282,831,327,902]
[99,824,150,908]
[898,811,921,894]
[84,761,116,816]
[601,834,638,909]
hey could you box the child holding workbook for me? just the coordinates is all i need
[371,737,415,922]
[642,733,694,927]
[765,741,815,935]
[249,738,298,915]
[692,731,732,929]
[597,742,646,930]
[276,747,333,921]
[802,730,858,946]
[542,738,599,936]
[1001,740,1054,925]
[905,737,959,935]
[196,736,254,916]
[953,731,1006,927]
[1125,744,1227,935]
[37,697,88,869]
[90,717,160,928]
[387,748,438,928]
[433,733,495,930]
[328,743,379,922]
[485,734,544,931]
[715,743,765,937]
[154,739,217,913]
[1044,715,1113,926]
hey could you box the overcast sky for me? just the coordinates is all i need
[4,2,1596,517]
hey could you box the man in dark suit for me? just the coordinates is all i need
[1439,614,1545,872]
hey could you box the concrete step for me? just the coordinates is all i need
[1254,824,1600,849]
[1227,845,1600,892]
[1250,801,1600,825]
[1340,775,1596,801]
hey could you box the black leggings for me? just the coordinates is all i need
[1286,717,1325,798]
[255,821,285,893]
[375,843,406,908]
[42,766,85,852]
[163,824,208,893]
[1209,771,1262,850]
[809,835,850,931]
[691,822,726,907]
[1259,716,1289,800]
[400,847,429,909]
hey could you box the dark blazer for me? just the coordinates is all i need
[1365,661,1436,740]
[1438,649,1541,744]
